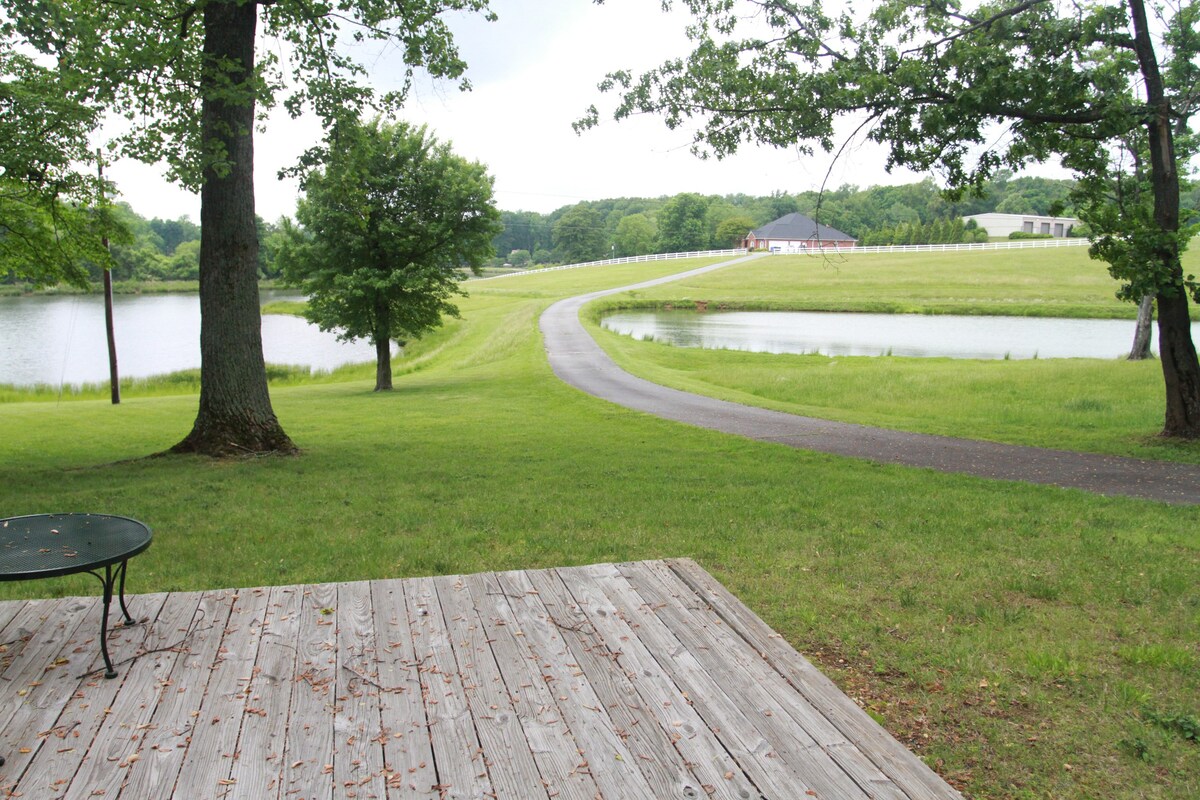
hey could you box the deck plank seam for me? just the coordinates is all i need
[471,570,603,800]
[0,597,87,792]
[430,576,503,797]
[115,589,237,800]
[642,561,900,800]
[27,593,170,800]
[573,562,787,798]
[610,561,867,798]
[65,591,200,800]
[545,566,750,800]
[663,558,960,799]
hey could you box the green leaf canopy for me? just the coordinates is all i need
[281,118,501,389]
[585,0,1200,437]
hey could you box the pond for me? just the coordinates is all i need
[0,291,379,387]
[600,309,1178,360]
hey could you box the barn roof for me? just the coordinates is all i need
[750,212,856,242]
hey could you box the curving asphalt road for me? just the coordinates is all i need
[539,253,1200,505]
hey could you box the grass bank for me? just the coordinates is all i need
[593,246,1200,319]
[0,362,375,404]
[586,247,1200,463]
[1,256,1198,799]
[0,278,295,297]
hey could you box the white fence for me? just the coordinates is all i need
[814,238,1089,255]
[474,249,748,280]
[474,237,1090,280]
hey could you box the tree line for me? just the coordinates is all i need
[3,203,296,288]
[13,172,1198,287]
[493,173,1199,266]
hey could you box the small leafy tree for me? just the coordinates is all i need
[714,213,756,248]
[614,212,658,256]
[280,119,500,391]
[657,192,711,252]
[553,204,608,263]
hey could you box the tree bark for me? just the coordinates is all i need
[1156,291,1200,436]
[1129,0,1200,437]
[374,336,393,391]
[1128,294,1154,360]
[374,297,393,391]
[171,0,297,456]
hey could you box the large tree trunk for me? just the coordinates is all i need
[374,298,393,391]
[172,0,297,456]
[374,337,393,391]
[1128,294,1154,360]
[1157,291,1200,436]
[1130,0,1200,437]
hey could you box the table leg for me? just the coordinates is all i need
[115,559,135,625]
[84,559,137,679]
[100,563,119,679]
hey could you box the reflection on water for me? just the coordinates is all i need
[602,309,1174,360]
[0,291,380,387]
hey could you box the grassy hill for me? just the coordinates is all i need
[1,252,1197,799]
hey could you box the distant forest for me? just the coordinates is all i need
[40,172,1200,283]
[493,171,1200,265]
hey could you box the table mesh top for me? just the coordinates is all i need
[0,514,152,579]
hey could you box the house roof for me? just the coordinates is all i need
[750,212,856,242]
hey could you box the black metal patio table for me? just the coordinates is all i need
[0,513,152,681]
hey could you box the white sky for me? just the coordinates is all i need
[102,0,1028,222]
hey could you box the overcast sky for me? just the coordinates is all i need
[103,0,1016,222]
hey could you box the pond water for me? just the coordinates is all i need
[0,291,379,387]
[601,309,1177,360]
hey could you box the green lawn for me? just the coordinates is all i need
[587,246,1200,462]
[599,245,1199,319]
[1,255,1198,799]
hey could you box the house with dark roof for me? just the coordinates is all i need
[744,212,857,252]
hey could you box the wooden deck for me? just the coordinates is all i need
[0,559,961,799]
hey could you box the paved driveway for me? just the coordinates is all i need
[539,254,1200,505]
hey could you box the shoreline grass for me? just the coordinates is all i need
[0,362,377,404]
[0,278,292,297]
[1,257,1198,798]
[595,246,1200,320]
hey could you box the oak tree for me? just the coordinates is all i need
[9,0,494,455]
[0,48,112,287]
[584,0,1200,437]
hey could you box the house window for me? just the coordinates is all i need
[1040,222,1051,234]
[1054,223,1064,237]
[1023,221,1034,233]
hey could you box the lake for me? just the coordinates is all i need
[601,309,1176,360]
[0,291,379,387]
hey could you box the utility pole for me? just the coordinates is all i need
[98,150,120,404]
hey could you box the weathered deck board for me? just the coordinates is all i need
[120,588,234,800]
[369,578,438,797]
[471,571,600,800]
[0,560,962,800]
[540,566,756,800]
